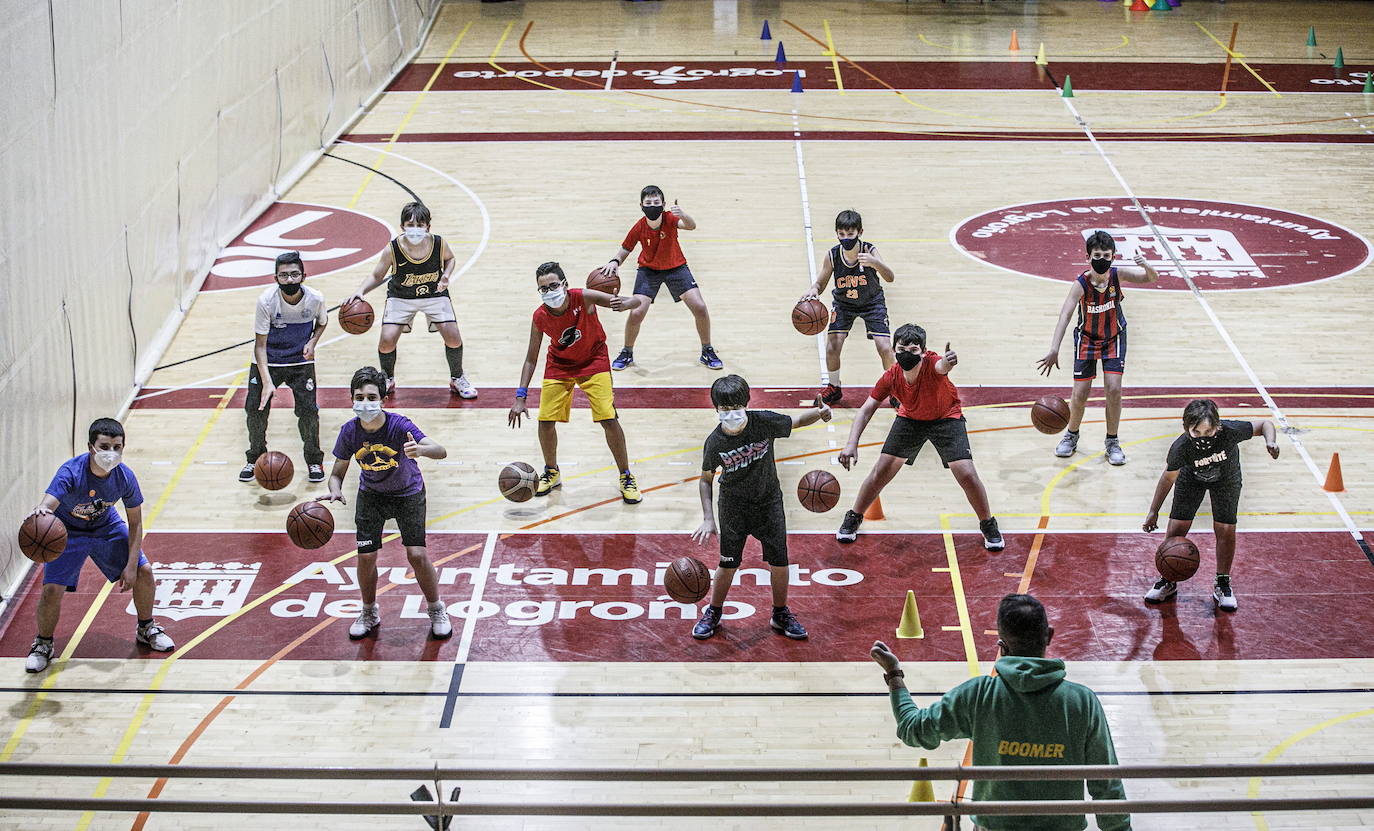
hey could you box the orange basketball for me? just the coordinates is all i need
[797,469,841,513]
[286,501,334,549]
[664,556,711,604]
[1155,536,1200,582]
[499,462,537,503]
[338,298,374,335]
[586,268,620,295]
[792,299,829,336]
[1031,395,1071,434]
[254,451,294,491]
[18,513,67,563]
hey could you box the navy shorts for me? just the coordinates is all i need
[43,522,149,591]
[828,300,891,339]
[1073,329,1127,381]
[634,265,698,303]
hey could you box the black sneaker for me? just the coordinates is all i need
[819,383,843,405]
[836,509,863,543]
[770,606,809,640]
[307,464,325,484]
[692,605,722,640]
[979,517,1005,552]
[238,463,256,483]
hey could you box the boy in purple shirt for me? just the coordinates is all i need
[319,366,451,639]
[24,418,174,673]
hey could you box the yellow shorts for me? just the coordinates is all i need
[538,371,617,423]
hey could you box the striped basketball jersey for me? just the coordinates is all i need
[828,241,884,308]
[1074,268,1125,356]
[386,235,446,299]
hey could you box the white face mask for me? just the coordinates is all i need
[93,449,122,471]
[541,285,567,308]
[352,399,383,420]
[718,409,748,431]
[402,228,427,244]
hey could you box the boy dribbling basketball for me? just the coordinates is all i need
[318,366,451,640]
[1142,399,1278,612]
[1037,230,1157,465]
[690,374,831,641]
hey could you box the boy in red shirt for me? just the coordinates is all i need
[508,262,646,503]
[836,323,1003,550]
[594,185,723,371]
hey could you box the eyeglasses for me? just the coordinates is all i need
[537,284,564,295]
[276,272,304,279]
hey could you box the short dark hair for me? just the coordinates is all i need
[835,210,863,232]
[892,323,926,350]
[274,251,305,275]
[535,261,567,283]
[997,594,1051,656]
[710,374,751,409]
[88,418,124,446]
[1182,398,1220,431]
[639,185,665,203]
[400,202,431,226]
[350,366,389,396]
[1085,230,1117,255]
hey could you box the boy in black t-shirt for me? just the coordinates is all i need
[691,375,831,641]
[1142,399,1278,612]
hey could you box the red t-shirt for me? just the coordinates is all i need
[621,211,687,271]
[870,352,963,421]
[532,288,610,379]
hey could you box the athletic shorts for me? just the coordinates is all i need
[717,495,788,569]
[1073,329,1127,381]
[633,265,698,303]
[882,416,973,469]
[828,300,891,339]
[43,522,149,592]
[383,296,455,333]
[538,371,617,423]
[355,488,427,553]
[1170,476,1242,526]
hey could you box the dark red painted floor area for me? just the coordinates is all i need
[3,532,1371,664]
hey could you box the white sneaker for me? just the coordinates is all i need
[349,603,381,639]
[1213,576,1238,612]
[428,601,452,639]
[1054,431,1079,458]
[136,622,175,652]
[25,638,53,673]
[1105,437,1127,466]
[1144,579,1178,604]
[450,375,478,399]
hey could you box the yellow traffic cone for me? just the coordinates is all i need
[908,757,935,802]
[1035,43,1048,66]
[896,590,924,639]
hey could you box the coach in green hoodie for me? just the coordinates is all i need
[871,593,1130,831]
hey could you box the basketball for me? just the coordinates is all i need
[1031,395,1071,434]
[792,299,829,336]
[18,513,67,563]
[664,556,711,604]
[338,298,374,335]
[1155,536,1201,582]
[254,451,294,491]
[797,469,841,513]
[286,501,334,549]
[499,461,537,503]
[586,268,620,295]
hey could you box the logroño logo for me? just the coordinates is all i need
[204,202,393,292]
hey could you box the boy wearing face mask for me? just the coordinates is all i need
[24,418,174,673]
[509,262,646,504]
[344,201,476,400]
[318,366,451,640]
[595,185,723,372]
[800,210,896,405]
[690,374,832,641]
[836,324,1004,551]
[1037,230,1157,466]
[240,251,329,485]
[1142,398,1279,611]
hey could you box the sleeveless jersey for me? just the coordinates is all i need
[1074,268,1125,344]
[533,288,610,379]
[386,235,447,299]
[829,242,884,307]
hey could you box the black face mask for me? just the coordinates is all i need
[839,237,859,251]
[1190,435,1216,453]
[642,205,664,221]
[279,281,303,296]
[895,350,922,371]
[1090,257,1112,275]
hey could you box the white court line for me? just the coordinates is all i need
[453,531,497,664]
[1344,111,1374,136]
[791,108,829,385]
[605,50,619,91]
[1056,88,1369,555]
[145,526,1372,536]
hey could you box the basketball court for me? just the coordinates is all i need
[2,1,1373,828]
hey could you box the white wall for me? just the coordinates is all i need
[0,0,438,609]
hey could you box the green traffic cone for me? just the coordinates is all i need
[1306,26,1317,48]
[1334,48,1344,69]
[1062,75,1074,98]
[1363,73,1372,94]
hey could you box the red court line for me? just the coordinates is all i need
[338,129,1374,144]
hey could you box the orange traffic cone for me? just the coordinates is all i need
[864,495,886,521]
[1323,453,1345,492]
[1009,30,1020,52]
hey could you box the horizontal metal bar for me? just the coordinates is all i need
[1,761,1372,781]
[0,796,1372,817]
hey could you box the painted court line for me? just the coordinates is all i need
[442,531,497,728]
[790,107,829,384]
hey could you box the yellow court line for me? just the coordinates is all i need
[1247,708,1374,831]
[1195,22,1281,98]
[822,20,845,94]
[917,34,957,52]
[344,20,473,209]
[938,513,981,679]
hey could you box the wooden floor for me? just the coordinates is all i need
[4,1,1374,828]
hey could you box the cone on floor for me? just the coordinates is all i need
[1306,26,1317,48]
[1334,48,1345,69]
[775,42,787,63]
[1034,43,1047,66]
[1167,0,1180,7]
[761,20,772,40]
[1363,73,1373,94]
[1130,0,1149,10]
[1009,29,1020,52]
[1061,75,1074,97]
[790,72,804,93]
[1152,0,1170,9]
[908,758,935,803]
[864,495,885,520]
[1323,453,1345,492]
[896,590,924,639]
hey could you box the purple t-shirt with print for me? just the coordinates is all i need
[332,412,427,496]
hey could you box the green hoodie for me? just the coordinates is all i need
[889,656,1130,831]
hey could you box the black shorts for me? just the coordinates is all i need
[828,299,891,339]
[881,416,973,469]
[355,488,426,553]
[1170,476,1241,525]
[634,265,698,303]
[717,496,788,569]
